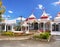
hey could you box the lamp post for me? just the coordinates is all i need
[20,16,22,31]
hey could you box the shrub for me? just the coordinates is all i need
[1,31,14,36]
[33,32,50,39]
[33,34,40,38]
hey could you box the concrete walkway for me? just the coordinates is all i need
[0,36,30,40]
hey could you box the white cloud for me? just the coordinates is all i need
[38,4,43,9]
[8,10,13,13]
[52,0,60,6]
[49,16,52,18]
[36,4,44,10]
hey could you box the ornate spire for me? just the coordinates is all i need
[29,14,36,18]
[40,8,49,19]
[42,8,48,16]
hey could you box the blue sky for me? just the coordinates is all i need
[2,0,60,20]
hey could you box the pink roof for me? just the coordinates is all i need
[40,10,49,19]
[26,14,36,21]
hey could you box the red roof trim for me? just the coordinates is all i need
[40,16,48,19]
[58,12,60,14]
[26,17,36,21]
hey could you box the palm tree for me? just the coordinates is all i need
[0,1,5,22]
[14,22,21,31]
[0,13,2,22]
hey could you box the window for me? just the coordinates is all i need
[52,23,59,31]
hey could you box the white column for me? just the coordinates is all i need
[26,26,29,34]
[43,22,45,32]
[4,24,6,31]
[11,25,14,31]
[50,22,52,33]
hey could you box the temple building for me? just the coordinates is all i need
[51,12,60,35]
[23,10,60,35]
[1,0,60,35]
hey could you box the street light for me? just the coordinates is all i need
[19,16,22,31]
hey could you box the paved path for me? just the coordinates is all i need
[52,35,60,40]
[0,35,60,47]
[0,40,60,47]
[0,36,31,40]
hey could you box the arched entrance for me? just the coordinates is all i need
[34,22,38,30]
